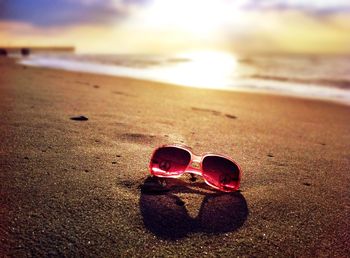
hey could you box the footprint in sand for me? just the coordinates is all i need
[191,107,237,120]
[191,107,221,116]
[224,114,237,119]
[120,133,157,144]
[75,81,90,85]
[112,91,133,97]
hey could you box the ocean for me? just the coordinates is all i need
[19,51,350,105]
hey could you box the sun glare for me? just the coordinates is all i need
[152,50,238,88]
[141,0,241,37]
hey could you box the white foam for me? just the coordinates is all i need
[19,55,350,105]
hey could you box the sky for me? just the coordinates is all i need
[1,0,350,54]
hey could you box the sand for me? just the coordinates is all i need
[0,57,349,256]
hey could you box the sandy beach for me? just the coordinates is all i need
[1,57,349,256]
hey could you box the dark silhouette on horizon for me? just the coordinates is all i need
[0,48,8,56]
[21,48,30,56]
[0,46,75,56]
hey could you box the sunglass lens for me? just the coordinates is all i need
[150,147,191,176]
[202,156,240,191]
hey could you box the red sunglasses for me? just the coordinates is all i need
[149,144,241,192]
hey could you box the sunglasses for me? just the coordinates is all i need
[149,144,241,192]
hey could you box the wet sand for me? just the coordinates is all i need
[1,58,349,256]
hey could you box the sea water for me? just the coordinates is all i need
[19,52,350,105]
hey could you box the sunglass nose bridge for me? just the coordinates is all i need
[185,154,202,175]
[190,161,201,169]
[192,154,202,163]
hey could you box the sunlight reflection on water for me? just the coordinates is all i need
[148,50,238,88]
[19,51,350,105]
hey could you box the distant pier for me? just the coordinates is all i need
[0,46,75,56]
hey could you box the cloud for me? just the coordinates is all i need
[240,0,350,15]
[1,0,349,28]
[1,0,350,54]
[0,0,146,27]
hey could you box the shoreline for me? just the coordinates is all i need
[18,56,350,107]
[1,57,349,256]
